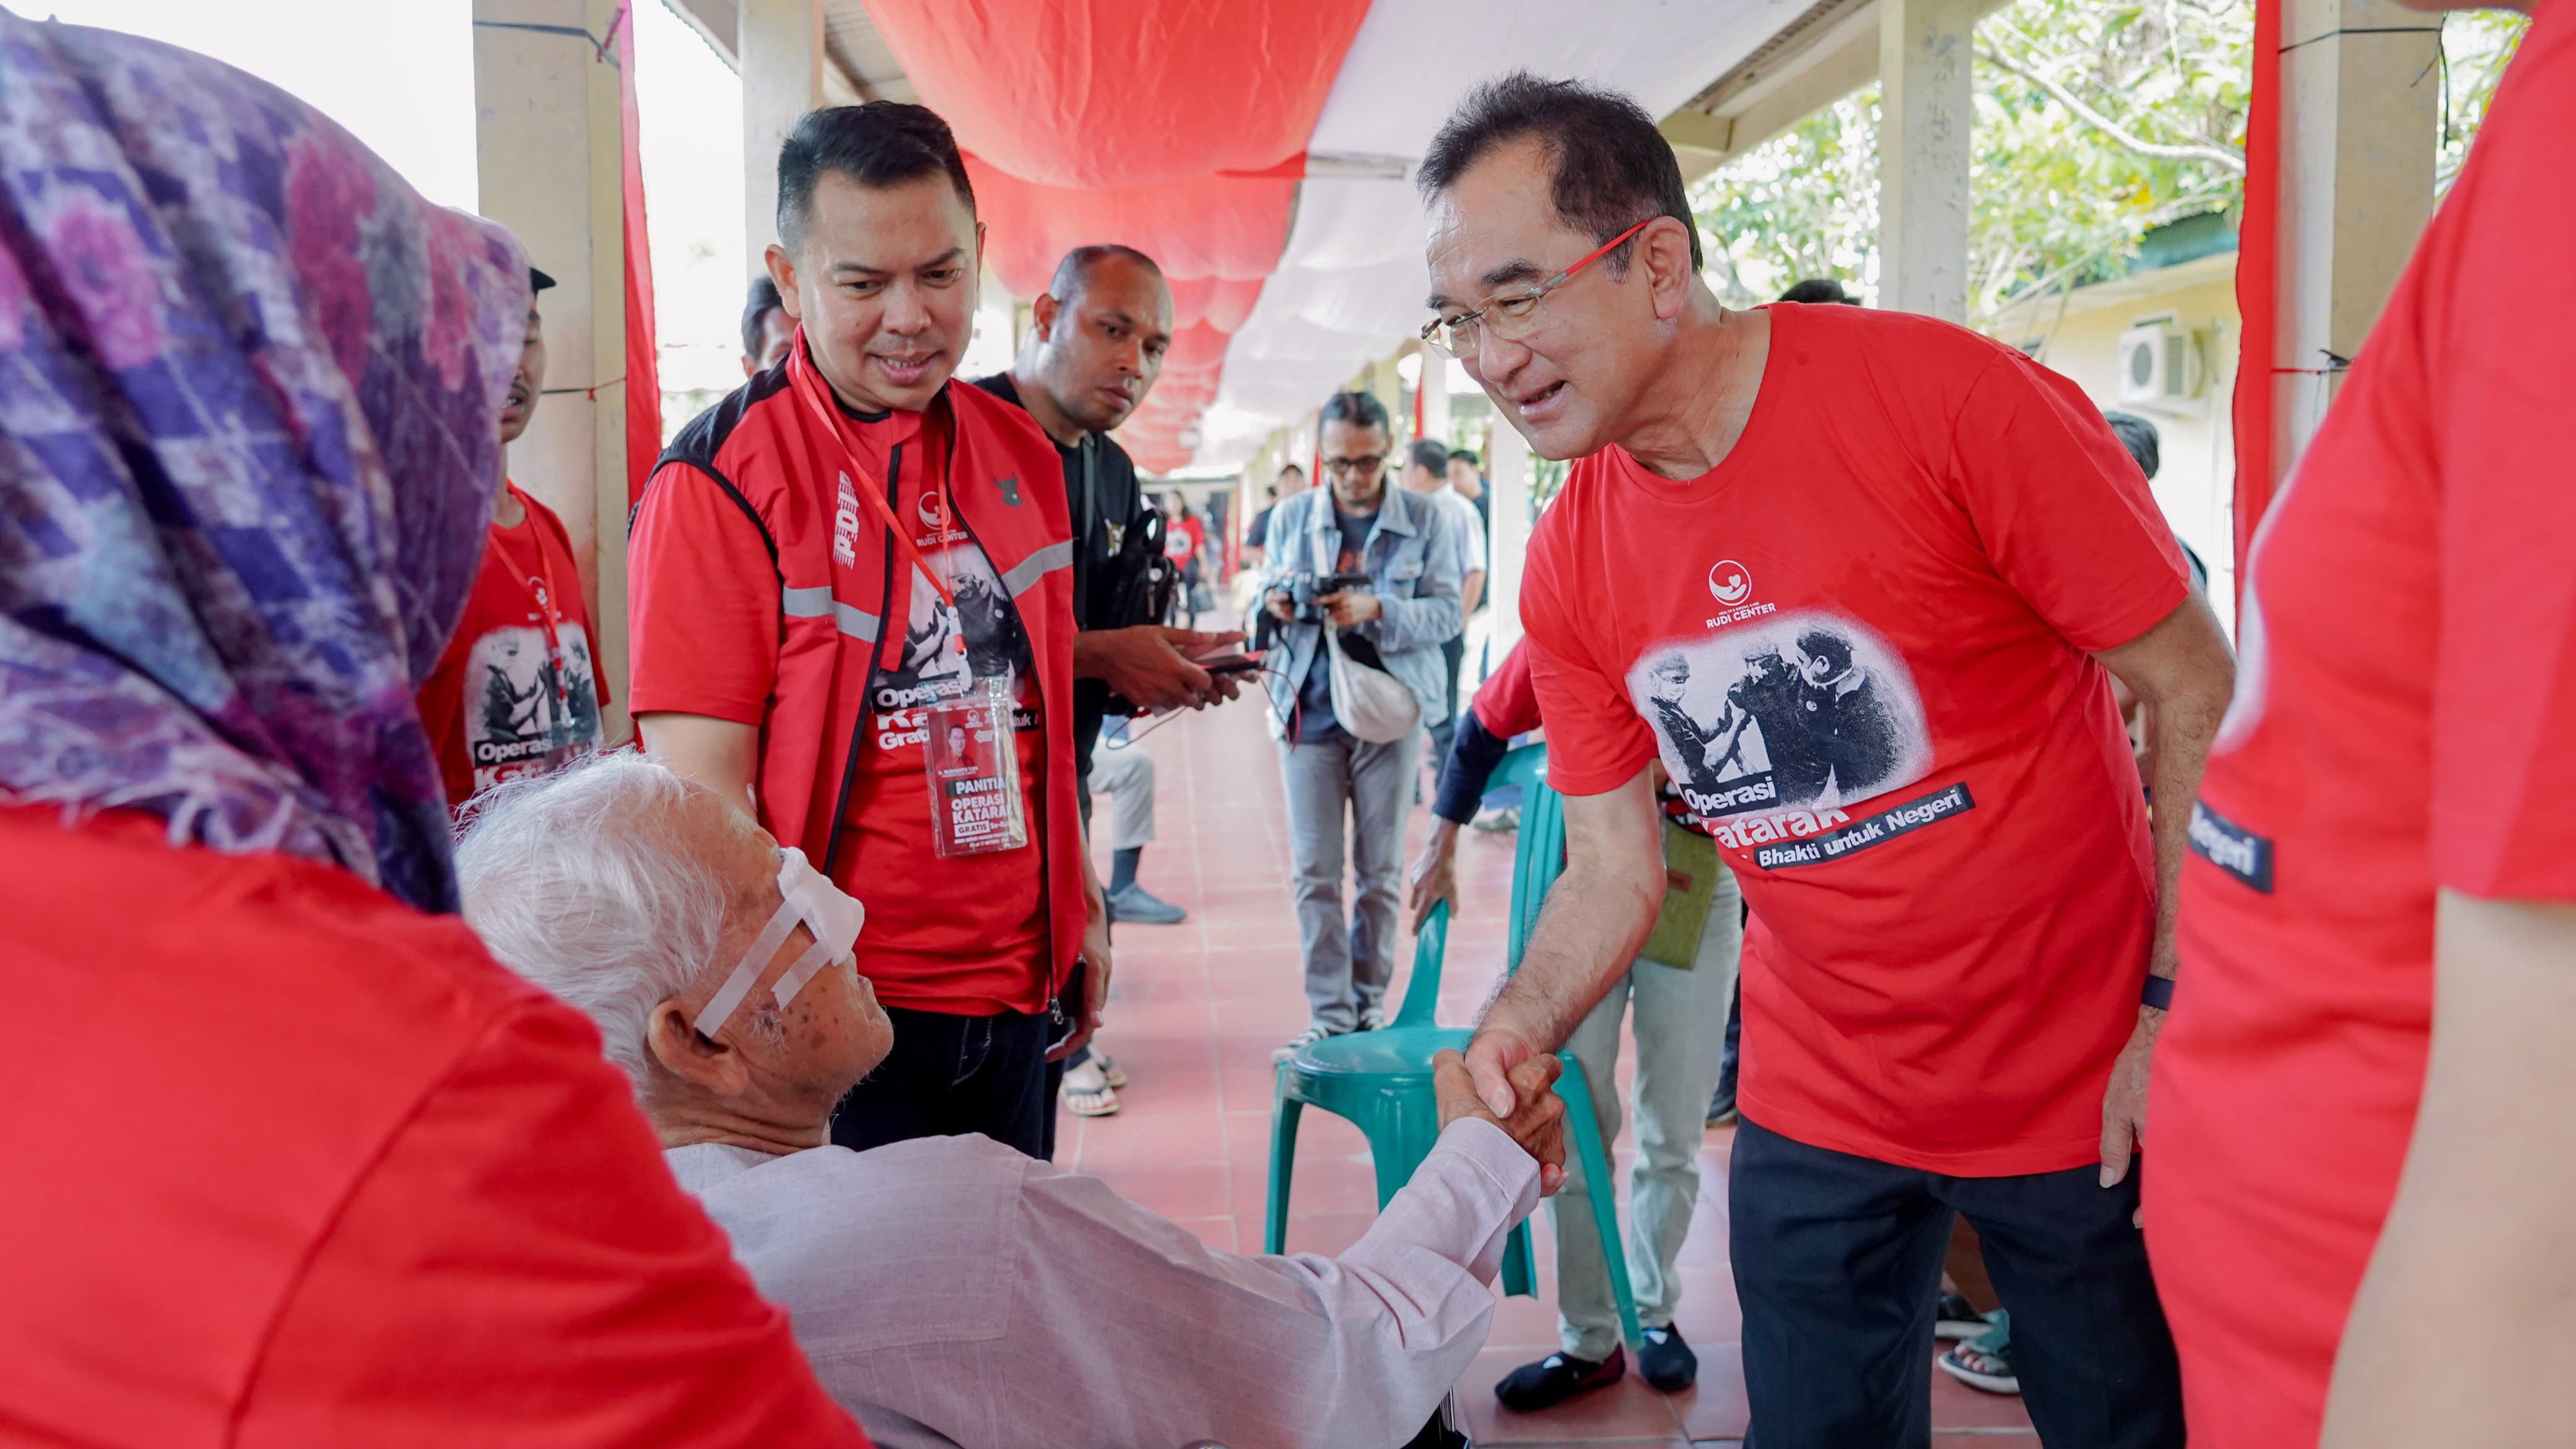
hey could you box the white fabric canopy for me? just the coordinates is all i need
[1194,0,1794,466]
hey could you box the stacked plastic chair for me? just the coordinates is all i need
[1263,743,1642,1351]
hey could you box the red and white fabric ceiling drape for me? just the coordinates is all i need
[866,0,1807,474]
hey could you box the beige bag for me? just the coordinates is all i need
[1325,627,1421,744]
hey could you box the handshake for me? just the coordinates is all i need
[1432,1048,1570,1196]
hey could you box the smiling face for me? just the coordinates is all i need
[1426,134,1664,462]
[767,169,981,414]
[1030,253,1173,434]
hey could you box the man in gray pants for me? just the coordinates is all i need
[1260,390,1461,1059]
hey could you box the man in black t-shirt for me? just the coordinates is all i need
[973,244,1245,932]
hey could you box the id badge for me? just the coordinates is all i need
[925,674,1029,858]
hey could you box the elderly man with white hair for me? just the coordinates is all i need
[458,752,1567,1449]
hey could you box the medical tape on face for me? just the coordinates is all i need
[691,846,866,1038]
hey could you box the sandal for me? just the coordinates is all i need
[1090,1051,1128,1089]
[1061,1058,1120,1116]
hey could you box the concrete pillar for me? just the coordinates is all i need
[1876,0,1975,321]
[1485,423,1533,660]
[474,0,631,740]
[1417,344,1454,451]
[742,0,827,272]
[2274,0,2439,463]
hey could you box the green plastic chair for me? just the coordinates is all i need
[1263,745,1642,1352]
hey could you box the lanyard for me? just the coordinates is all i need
[497,482,575,721]
[786,329,961,669]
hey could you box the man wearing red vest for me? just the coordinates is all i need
[628,103,1105,1159]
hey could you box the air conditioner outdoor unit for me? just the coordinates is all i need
[2117,322,2203,406]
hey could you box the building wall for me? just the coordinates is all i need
[1986,256,2240,630]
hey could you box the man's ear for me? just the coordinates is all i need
[1030,290,1061,344]
[764,243,801,321]
[646,1001,752,1097]
[1643,215,1695,321]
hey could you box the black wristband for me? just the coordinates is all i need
[2140,975,2175,1011]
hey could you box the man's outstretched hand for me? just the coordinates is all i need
[1435,1048,1568,1195]
[1072,626,1245,712]
[1462,1020,1550,1120]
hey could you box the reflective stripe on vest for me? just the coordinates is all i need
[1000,539,1075,598]
[781,584,881,643]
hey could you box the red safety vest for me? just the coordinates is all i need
[642,369,1084,1001]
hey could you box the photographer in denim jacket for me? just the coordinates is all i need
[1260,390,1463,1058]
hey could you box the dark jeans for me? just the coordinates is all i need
[1428,633,1468,767]
[1731,1118,2182,1449]
[830,1004,1052,1159]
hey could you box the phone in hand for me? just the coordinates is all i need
[1193,652,1262,676]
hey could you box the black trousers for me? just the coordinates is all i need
[830,1004,1052,1158]
[1730,1117,2183,1449]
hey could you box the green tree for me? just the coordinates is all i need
[1695,0,2530,328]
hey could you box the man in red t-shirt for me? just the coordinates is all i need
[627,103,1103,1161]
[2147,7,2574,1447]
[1420,77,2235,1447]
[417,267,609,811]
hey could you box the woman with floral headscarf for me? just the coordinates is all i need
[0,18,866,1445]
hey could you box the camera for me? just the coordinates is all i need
[1273,571,1373,625]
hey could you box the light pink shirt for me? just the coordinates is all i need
[666,1118,1540,1449]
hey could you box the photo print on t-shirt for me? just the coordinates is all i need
[1627,611,1931,821]
[464,622,602,791]
[871,539,1038,751]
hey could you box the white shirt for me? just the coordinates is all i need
[666,1118,1539,1449]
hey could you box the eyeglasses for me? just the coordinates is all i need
[1321,455,1386,476]
[1420,217,1656,360]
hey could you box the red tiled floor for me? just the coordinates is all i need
[1058,698,2034,1443]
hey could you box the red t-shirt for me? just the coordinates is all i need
[1471,636,1542,739]
[1521,303,2188,1175]
[629,399,1048,1016]
[2146,14,2576,1445]
[0,804,867,1448]
[416,483,607,810]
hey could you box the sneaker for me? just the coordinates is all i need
[1934,1293,1988,1341]
[1272,1024,1339,1063]
[1105,881,1187,925]
[1636,1325,1697,1393]
[1495,1347,1624,1412]
[1470,805,1521,835]
[1935,1311,2019,1395]
[1357,1002,1389,1031]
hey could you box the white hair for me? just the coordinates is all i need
[456,751,751,1099]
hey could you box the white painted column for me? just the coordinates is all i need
[742,0,826,273]
[1876,0,1975,321]
[474,0,630,739]
[2274,0,2440,464]
[1485,422,1533,661]
[1417,343,1454,449]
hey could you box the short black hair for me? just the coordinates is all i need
[2102,411,2160,480]
[1777,277,1855,305]
[1407,438,1451,478]
[1797,631,1853,674]
[1320,389,1391,435]
[777,103,975,255]
[1447,448,1479,468]
[1047,243,1164,303]
[741,275,785,362]
[1418,73,1700,273]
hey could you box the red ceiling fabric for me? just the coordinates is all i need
[866,0,1374,189]
[617,6,661,514]
[965,160,1294,298]
[874,0,1377,474]
[2230,0,2282,600]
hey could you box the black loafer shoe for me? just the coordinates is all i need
[1495,1347,1625,1412]
[1637,1325,1697,1392]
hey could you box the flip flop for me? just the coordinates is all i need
[1061,1058,1120,1116]
[1091,1051,1128,1089]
